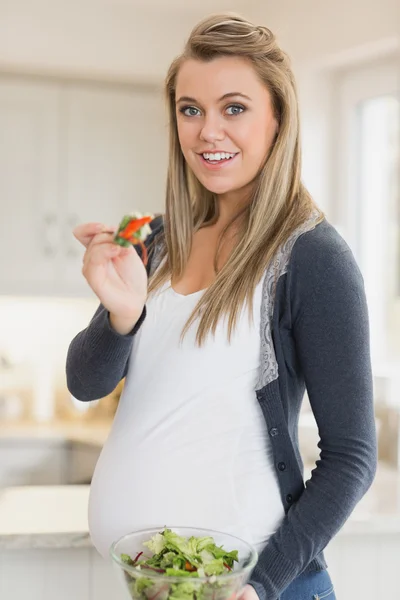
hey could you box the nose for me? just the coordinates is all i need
[199,113,225,143]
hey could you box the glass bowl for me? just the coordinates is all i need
[110,526,258,600]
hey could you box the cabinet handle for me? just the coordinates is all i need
[66,214,81,258]
[42,214,58,258]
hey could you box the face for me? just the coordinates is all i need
[175,56,278,201]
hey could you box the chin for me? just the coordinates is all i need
[197,176,239,195]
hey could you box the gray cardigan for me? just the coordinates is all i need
[66,216,377,600]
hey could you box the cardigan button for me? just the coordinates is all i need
[277,462,286,472]
[286,494,293,503]
[269,427,279,437]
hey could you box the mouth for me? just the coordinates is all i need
[197,151,239,170]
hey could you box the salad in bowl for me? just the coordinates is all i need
[110,527,258,600]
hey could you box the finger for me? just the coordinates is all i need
[73,223,117,248]
[83,242,121,268]
[81,227,118,249]
[111,245,135,262]
[237,585,259,600]
[73,223,103,246]
[87,231,119,250]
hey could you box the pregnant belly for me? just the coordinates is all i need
[88,389,284,559]
[89,429,246,558]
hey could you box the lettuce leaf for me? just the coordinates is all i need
[203,559,225,576]
[169,581,197,600]
[143,532,166,555]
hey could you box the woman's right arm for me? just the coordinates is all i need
[65,219,161,401]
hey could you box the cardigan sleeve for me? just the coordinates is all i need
[248,237,377,600]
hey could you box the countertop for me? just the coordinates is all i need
[0,485,91,549]
[0,419,107,549]
[1,463,400,551]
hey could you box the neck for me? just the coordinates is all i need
[216,185,252,227]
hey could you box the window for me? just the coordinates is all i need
[336,61,400,365]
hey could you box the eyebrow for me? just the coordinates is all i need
[176,92,252,104]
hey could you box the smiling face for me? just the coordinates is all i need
[175,56,279,201]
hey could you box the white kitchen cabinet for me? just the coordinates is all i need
[59,85,167,296]
[0,79,61,295]
[0,548,92,600]
[0,76,167,297]
[90,549,127,600]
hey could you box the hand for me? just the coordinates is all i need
[73,222,148,322]
[236,584,260,600]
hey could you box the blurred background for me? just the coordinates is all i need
[0,1,399,599]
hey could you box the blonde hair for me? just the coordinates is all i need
[147,12,323,346]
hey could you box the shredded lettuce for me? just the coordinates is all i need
[120,528,240,600]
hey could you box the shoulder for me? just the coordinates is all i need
[292,218,352,267]
[149,214,164,233]
[285,219,366,323]
[145,214,165,247]
[289,218,363,287]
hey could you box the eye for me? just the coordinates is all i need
[226,104,245,116]
[179,106,201,117]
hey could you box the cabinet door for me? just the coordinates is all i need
[60,85,168,296]
[0,78,61,295]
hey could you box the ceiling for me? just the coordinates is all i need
[98,0,259,15]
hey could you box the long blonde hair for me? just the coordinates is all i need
[147,12,323,346]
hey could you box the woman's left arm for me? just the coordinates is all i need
[247,244,378,600]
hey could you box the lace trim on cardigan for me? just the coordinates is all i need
[257,212,320,389]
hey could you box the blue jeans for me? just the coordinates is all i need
[279,569,336,600]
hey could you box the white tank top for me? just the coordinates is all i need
[89,278,285,558]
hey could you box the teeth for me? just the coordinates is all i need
[203,152,235,161]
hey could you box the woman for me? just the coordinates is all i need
[67,13,377,600]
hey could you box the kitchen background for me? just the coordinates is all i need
[0,1,399,599]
